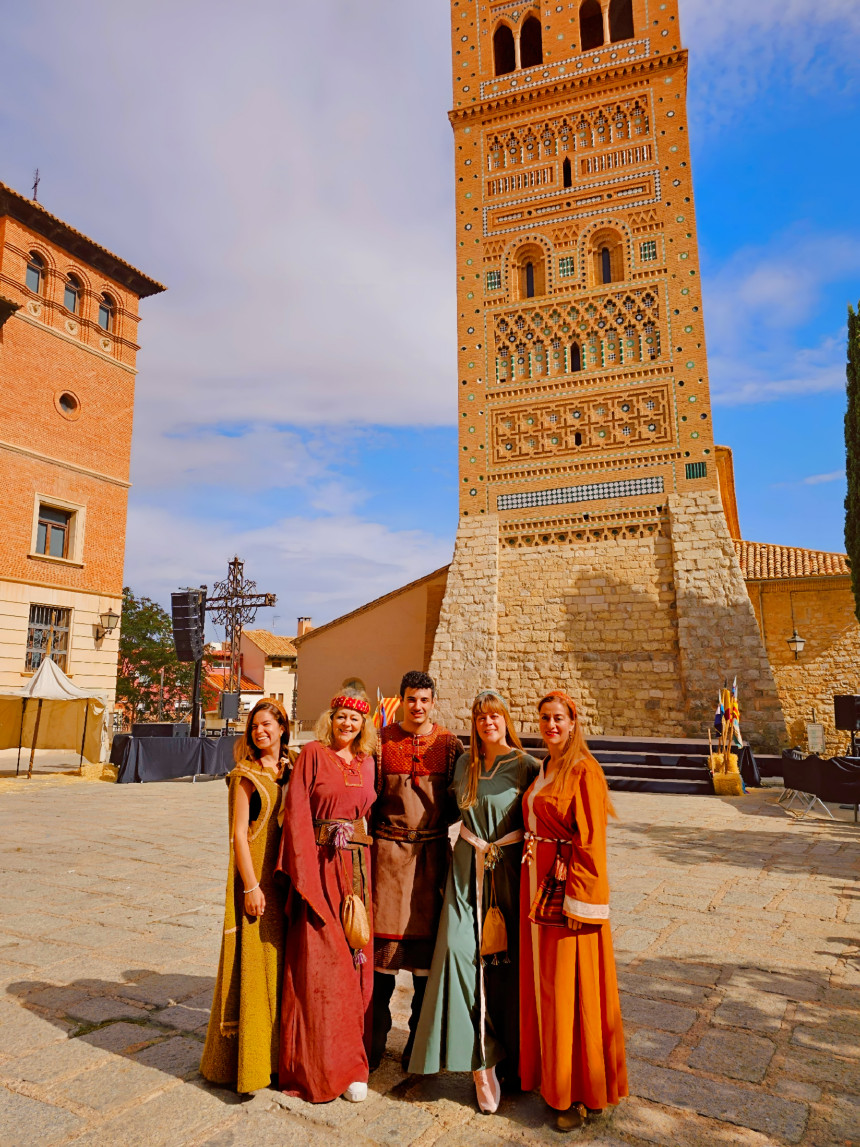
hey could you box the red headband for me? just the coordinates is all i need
[331,695,370,716]
[538,690,578,718]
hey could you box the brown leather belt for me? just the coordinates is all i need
[374,824,447,843]
[313,818,372,847]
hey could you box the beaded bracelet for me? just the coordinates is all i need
[243,882,260,895]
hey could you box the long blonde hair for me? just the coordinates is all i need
[458,690,523,810]
[314,687,378,758]
[538,690,615,816]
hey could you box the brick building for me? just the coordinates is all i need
[0,181,164,708]
[294,1,860,754]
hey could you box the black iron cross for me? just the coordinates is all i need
[206,556,276,694]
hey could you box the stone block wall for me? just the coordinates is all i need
[750,577,860,756]
[431,492,787,749]
[429,517,500,731]
[667,491,786,748]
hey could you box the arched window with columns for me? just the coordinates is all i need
[493,24,516,75]
[579,0,604,50]
[609,0,634,43]
[520,15,543,67]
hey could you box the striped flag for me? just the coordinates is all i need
[373,690,400,731]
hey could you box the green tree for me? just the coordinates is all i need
[116,587,195,722]
[846,303,860,624]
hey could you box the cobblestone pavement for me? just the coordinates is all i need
[0,776,857,1147]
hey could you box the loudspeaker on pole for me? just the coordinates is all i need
[171,591,205,663]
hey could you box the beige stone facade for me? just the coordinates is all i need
[430,492,785,749]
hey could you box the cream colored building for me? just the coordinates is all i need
[241,630,298,717]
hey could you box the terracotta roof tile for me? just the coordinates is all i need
[243,630,297,658]
[735,540,850,580]
[205,669,263,692]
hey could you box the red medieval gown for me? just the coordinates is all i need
[276,741,376,1103]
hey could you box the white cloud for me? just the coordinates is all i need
[703,230,856,405]
[803,470,845,485]
[124,503,453,629]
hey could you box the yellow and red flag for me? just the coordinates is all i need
[373,690,400,731]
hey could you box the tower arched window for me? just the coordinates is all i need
[525,262,535,298]
[520,15,543,68]
[570,343,582,372]
[98,293,115,332]
[25,252,44,294]
[64,274,81,315]
[609,0,635,43]
[579,0,604,51]
[562,157,572,188]
[493,24,516,75]
[601,247,612,284]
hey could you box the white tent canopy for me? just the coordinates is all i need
[20,655,94,700]
[0,657,106,775]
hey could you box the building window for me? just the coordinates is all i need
[609,0,635,42]
[562,156,572,188]
[601,247,612,284]
[493,24,516,75]
[570,342,582,372]
[579,0,605,51]
[26,605,71,672]
[525,262,535,298]
[26,252,44,294]
[559,255,576,278]
[640,240,657,262]
[98,293,115,332]
[36,505,72,558]
[685,461,707,479]
[486,269,502,291]
[64,274,81,314]
[520,15,543,68]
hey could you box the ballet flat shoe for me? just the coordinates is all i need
[342,1081,368,1102]
[473,1066,501,1114]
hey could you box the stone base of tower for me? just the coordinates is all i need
[429,492,786,751]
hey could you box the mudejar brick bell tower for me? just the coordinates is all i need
[429,0,787,747]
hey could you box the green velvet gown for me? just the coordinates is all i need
[408,749,540,1078]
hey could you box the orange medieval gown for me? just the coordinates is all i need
[519,759,628,1111]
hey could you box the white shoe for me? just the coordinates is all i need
[473,1066,501,1114]
[342,1081,368,1102]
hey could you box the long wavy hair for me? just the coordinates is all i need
[458,690,523,810]
[314,687,378,758]
[538,690,615,815]
[235,699,291,768]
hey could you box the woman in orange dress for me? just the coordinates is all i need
[519,690,627,1132]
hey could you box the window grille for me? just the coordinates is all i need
[559,255,575,278]
[685,461,707,480]
[26,605,71,672]
[486,270,502,292]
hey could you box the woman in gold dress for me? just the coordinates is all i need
[200,699,292,1093]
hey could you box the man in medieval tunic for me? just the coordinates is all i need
[370,670,464,1072]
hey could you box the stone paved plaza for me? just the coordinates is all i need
[0,774,857,1147]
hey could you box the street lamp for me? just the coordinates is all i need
[787,629,806,660]
[95,608,121,641]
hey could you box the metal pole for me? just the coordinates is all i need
[27,698,43,780]
[190,657,203,738]
[79,702,89,767]
[16,698,25,776]
[158,667,164,722]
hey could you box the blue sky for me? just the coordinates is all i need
[1,1,858,634]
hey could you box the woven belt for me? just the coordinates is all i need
[374,824,447,843]
[522,831,571,865]
[314,818,372,847]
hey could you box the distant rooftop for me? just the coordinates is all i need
[243,630,298,658]
[735,540,850,580]
[0,181,166,298]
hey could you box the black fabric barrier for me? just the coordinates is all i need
[115,736,239,783]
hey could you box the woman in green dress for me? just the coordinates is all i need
[409,690,540,1114]
[200,699,291,1094]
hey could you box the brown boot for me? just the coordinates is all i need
[556,1103,586,1132]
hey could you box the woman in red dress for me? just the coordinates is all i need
[276,689,377,1103]
[519,690,627,1132]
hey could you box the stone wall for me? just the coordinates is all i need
[429,517,499,731]
[749,577,860,756]
[667,491,786,748]
[430,493,787,749]
[496,529,686,738]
